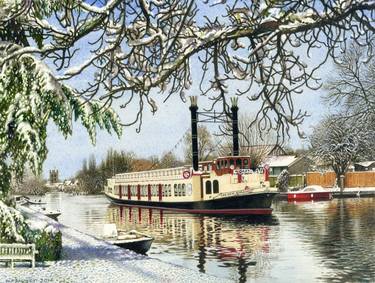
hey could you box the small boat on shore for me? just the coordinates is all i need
[287,185,332,202]
[41,208,61,221]
[102,224,153,254]
[21,196,46,205]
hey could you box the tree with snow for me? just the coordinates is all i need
[324,41,375,120]
[310,115,375,185]
[1,1,375,196]
[277,169,289,192]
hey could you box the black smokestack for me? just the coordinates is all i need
[190,96,199,171]
[231,97,239,156]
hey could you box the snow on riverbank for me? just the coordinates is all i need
[1,206,229,283]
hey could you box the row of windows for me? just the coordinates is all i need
[205,180,220,195]
[116,168,184,180]
[115,183,192,197]
[216,158,250,170]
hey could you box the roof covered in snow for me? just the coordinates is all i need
[261,155,298,167]
[354,161,375,168]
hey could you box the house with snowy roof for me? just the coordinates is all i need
[261,155,313,176]
[354,161,375,171]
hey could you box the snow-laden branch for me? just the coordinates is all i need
[1,0,375,140]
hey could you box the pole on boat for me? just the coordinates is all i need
[190,96,199,172]
[231,97,239,156]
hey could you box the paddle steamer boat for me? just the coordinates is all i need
[104,97,278,215]
[104,156,277,215]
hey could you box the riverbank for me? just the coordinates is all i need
[330,187,375,198]
[1,206,230,283]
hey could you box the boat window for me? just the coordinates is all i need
[213,180,219,194]
[216,161,220,170]
[182,184,186,196]
[243,159,249,169]
[236,159,242,168]
[230,159,234,166]
[224,159,229,168]
[207,164,211,171]
[174,184,177,197]
[168,184,171,197]
[177,184,181,196]
[150,185,153,196]
[206,180,212,195]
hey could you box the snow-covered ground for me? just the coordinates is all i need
[1,207,230,283]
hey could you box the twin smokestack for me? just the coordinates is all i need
[189,96,239,172]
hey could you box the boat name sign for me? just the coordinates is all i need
[233,168,264,175]
[212,187,254,199]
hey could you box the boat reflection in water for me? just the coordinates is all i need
[107,204,277,282]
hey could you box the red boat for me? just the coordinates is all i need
[287,185,332,202]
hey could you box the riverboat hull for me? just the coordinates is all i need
[105,192,278,215]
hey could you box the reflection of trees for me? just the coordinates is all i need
[106,205,277,281]
[276,199,375,281]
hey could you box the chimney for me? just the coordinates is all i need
[189,96,199,171]
[231,97,239,156]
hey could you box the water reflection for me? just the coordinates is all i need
[38,192,375,282]
[107,205,275,282]
[273,199,375,282]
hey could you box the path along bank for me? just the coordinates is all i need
[1,206,230,283]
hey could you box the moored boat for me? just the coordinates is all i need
[105,97,278,215]
[42,209,61,221]
[102,224,153,254]
[287,185,332,202]
[104,156,278,215]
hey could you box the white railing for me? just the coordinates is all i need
[113,167,188,182]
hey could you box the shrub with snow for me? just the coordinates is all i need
[25,219,62,261]
[277,170,289,192]
[0,201,62,260]
[0,200,26,243]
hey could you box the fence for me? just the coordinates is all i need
[269,175,305,188]
[306,172,336,188]
[345,172,375,188]
[306,171,375,188]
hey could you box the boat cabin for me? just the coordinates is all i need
[210,156,254,176]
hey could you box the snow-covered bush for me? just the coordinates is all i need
[277,170,289,192]
[0,200,27,243]
[25,219,62,261]
[0,200,62,260]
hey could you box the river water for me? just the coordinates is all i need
[36,192,375,282]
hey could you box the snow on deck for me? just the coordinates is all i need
[1,207,230,283]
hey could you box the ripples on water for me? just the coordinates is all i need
[37,193,375,282]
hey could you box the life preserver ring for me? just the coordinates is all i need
[183,170,191,179]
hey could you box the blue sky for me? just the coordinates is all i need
[44,65,332,180]
[42,3,336,180]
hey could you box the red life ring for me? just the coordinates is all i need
[183,170,191,179]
